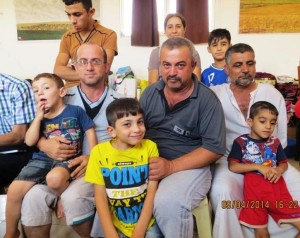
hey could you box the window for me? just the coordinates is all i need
[120,0,176,36]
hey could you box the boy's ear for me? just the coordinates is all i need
[107,125,116,138]
[207,46,211,53]
[60,87,67,98]
[247,118,253,127]
[89,7,95,17]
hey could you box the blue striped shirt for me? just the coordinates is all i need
[0,74,36,134]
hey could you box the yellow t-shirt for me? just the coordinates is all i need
[85,139,158,237]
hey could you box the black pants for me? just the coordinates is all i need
[0,150,33,190]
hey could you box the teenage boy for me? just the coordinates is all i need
[86,98,163,238]
[201,28,231,86]
[54,0,118,87]
[228,101,300,238]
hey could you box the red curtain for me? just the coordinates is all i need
[177,0,209,44]
[131,0,159,46]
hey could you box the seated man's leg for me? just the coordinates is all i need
[60,177,94,238]
[21,184,57,238]
[154,167,211,238]
[209,157,245,238]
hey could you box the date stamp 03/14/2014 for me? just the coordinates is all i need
[221,200,299,209]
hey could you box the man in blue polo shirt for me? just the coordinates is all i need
[0,73,35,193]
[140,37,226,238]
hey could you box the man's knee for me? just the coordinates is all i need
[22,224,51,238]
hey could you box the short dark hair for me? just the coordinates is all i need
[161,37,195,63]
[164,13,186,30]
[249,101,279,119]
[106,98,144,127]
[208,28,231,46]
[62,0,92,12]
[33,73,64,88]
[225,43,254,64]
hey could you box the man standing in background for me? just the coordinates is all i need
[54,0,118,88]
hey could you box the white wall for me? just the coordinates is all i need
[0,0,299,80]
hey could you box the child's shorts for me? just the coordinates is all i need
[240,173,300,228]
[15,157,73,184]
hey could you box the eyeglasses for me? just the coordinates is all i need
[73,58,103,67]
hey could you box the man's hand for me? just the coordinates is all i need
[38,136,77,161]
[68,155,89,179]
[149,157,174,180]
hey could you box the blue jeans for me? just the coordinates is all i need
[16,157,73,183]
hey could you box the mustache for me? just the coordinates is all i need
[166,76,181,82]
[238,73,253,81]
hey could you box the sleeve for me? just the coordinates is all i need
[103,31,118,55]
[227,140,243,163]
[276,142,287,164]
[13,80,36,125]
[58,33,70,56]
[85,145,105,185]
[199,91,226,155]
[275,91,288,148]
[76,106,95,132]
[146,139,159,157]
[148,47,160,70]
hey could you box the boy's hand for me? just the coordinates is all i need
[68,155,89,179]
[36,100,47,120]
[258,165,282,183]
[266,167,282,183]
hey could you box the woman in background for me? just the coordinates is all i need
[148,13,201,84]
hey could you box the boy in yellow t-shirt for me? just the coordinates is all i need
[85,98,163,238]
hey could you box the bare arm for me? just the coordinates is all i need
[85,128,98,150]
[0,124,28,147]
[132,180,158,238]
[94,185,119,238]
[25,101,45,146]
[25,117,42,146]
[149,147,222,180]
[229,161,288,183]
[53,53,80,82]
[148,69,159,85]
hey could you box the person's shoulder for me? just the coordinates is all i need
[142,139,157,147]
[210,83,228,93]
[257,83,283,96]
[0,73,22,84]
[65,104,84,112]
[61,28,76,39]
[94,21,116,35]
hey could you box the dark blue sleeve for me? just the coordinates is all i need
[276,143,287,163]
[76,106,95,132]
[228,140,243,162]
